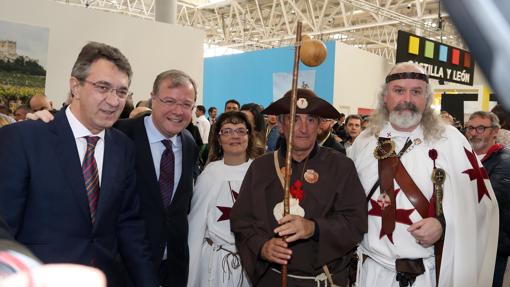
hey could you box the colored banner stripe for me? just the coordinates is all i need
[424,41,434,58]
[408,36,420,55]
[397,30,475,86]
[464,53,471,68]
[452,49,460,65]
[439,45,448,62]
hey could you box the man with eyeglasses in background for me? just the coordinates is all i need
[0,42,158,286]
[317,117,346,154]
[115,69,199,287]
[466,111,510,287]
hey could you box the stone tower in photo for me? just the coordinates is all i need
[0,40,17,61]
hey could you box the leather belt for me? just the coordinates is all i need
[377,137,430,235]
[394,159,429,219]
[379,156,397,236]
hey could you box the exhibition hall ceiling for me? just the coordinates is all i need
[53,0,462,61]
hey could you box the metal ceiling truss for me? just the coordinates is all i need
[56,0,155,18]
[54,0,463,61]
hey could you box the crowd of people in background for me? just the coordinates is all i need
[4,93,508,158]
[0,42,509,287]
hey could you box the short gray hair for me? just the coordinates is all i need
[71,42,132,84]
[468,111,501,128]
[152,69,197,100]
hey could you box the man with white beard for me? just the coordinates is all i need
[348,62,499,287]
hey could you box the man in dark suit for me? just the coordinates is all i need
[318,118,346,154]
[115,69,199,287]
[0,42,157,287]
[0,216,12,241]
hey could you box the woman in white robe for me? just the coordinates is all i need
[187,111,256,287]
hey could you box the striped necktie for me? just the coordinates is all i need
[159,139,175,208]
[82,136,100,224]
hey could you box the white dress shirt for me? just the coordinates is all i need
[66,106,105,185]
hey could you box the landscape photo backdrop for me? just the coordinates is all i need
[0,20,49,111]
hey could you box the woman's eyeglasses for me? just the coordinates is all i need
[219,128,249,137]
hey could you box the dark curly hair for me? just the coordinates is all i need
[240,103,265,133]
[207,111,257,164]
[492,104,510,130]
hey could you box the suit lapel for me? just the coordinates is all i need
[51,111,92,226]
[172,131,192,206]
[95,129,120,227]
[132,117,164,210]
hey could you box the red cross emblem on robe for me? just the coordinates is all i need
[462,147,491,203]
[216,189,239,222]
[368,189,415,244]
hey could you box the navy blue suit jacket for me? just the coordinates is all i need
[0,111,158,287]
[115,115,198,287]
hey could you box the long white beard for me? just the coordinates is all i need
[389,110,422,129]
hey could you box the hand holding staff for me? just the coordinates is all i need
[280,22,327,287]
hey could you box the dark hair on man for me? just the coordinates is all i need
[14,104,31,114]
[345,114,362,125]
[119,100,134,119]
[0,104,10,115]
[338,113,345,118]
[71,41,132,84]
[224,99,240,110]
[135,99,152,109]
[196,105,206,114]
[207,111,256,163]
[241,103,266,133]
[152,69,197,101]
[491,104,510,129]
[208,107,217,114]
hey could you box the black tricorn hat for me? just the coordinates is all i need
[262,88,340,119]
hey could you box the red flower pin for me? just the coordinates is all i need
[429,149,438,168]
[290,179,304,202]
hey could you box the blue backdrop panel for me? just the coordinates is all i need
[203,41,335,112]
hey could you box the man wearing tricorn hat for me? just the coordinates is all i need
[348,62,499,286]
[231,88,367,286]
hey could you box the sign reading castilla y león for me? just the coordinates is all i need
[396,30,475,86]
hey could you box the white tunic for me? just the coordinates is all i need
[348,123,499,287]
[195,115,211,144]
[187,159,253,287]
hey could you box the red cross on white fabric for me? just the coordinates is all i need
[368,188,415,244]
[462,147,491,203]
[216,189,239,222]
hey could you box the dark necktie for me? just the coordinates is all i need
[82,136,100,224]
[159,139,175,208]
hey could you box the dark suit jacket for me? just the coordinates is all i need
[115,115,198,287]
[0,215,40,264]
[0,111,158,287]
[322,133,346,155]
[0,216,13,241]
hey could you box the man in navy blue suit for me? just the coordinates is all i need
[0,42,157,287]
[115,70,199,287]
